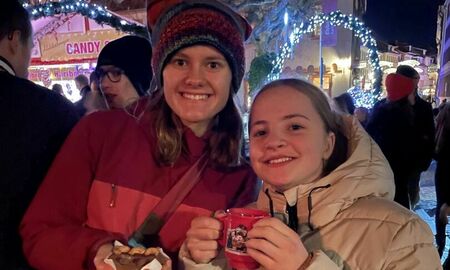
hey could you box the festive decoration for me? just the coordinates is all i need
[248,53,277,94]
[23,0,148,37]
[347,86,376,109]
[24,1,381,107]
[268,11,382,107]
[32,13,76,45]
[224,0,319,53]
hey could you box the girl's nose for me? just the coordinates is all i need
[184,66,205,87]
[265,132,287,150]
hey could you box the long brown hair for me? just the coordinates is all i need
[151,88,243,168]
[251,78,348,176]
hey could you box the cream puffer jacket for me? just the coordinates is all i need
[181,116,442,270]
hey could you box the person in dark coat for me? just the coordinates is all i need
[0,1,79,268]
[396,65,435,208]
[73,74,91,116]
[434,103,450,268]
[367,73,424,209]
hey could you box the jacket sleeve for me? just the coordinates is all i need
[414,100,435,172]
[179,244,343,270]
[20,115,124,270]
[179,243,229,270]
[304,250,343,270]
[383,217,442,270]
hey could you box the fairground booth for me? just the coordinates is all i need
[29,14,124,102]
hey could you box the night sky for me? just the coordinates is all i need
[364,0,445,53]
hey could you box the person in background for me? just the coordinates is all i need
[0,1,79,269]
[82,72,107,114]
[183,78,441,269]
[95,35,152,109]
[20,1,258,269]
[90,71,100,92]
[51,83,65,97]
[354,106,370,128]
[367,73,427,209]
[434,102,450,269]
[333,92,355,115]
[440,98,448,109]
[74,74,91,116]
[396,65,435,209]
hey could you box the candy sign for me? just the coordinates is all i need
[66,40,102,55]
[35,29,123,62]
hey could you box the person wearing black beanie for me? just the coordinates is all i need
[95,35,152,109]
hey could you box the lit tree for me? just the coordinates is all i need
[224,0,320,53]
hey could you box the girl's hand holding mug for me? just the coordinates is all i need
[246,218,310,270]
[185,214,224,264]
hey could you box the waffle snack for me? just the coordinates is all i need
[106,242,170,270]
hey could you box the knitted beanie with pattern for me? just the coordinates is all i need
[147,0,251,93]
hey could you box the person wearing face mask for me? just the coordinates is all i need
[0,1,79,269]
[184,78,441,270]
[94,35,152,109]
[20,1,258,269]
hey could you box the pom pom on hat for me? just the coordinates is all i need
[96,36,152,96]
[385,73,415,102]
[147,0,252,93]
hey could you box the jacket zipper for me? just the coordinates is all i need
[109,184,117,208]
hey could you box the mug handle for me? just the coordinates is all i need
[216,214,228,247]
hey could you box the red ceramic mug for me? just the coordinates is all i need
[217,208,270,270]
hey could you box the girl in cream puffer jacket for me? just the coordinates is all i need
[181,78,442,270]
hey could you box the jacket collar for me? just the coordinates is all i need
[0,56,15,76]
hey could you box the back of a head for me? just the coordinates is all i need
[396,65,420,80]
[0,1,31,44]
[334,93,355,115]
[74,74,89,87]
[52,83,63,94]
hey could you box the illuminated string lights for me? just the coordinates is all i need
[348,86,376,109]
[269,10,382,107]
[24,0,147,36]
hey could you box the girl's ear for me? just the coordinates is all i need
[323,131,335,160]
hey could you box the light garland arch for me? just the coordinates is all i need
[269,10,382,107]
[23,0,148,37]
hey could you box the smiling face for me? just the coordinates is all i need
[162,45,232,136]
[249,85,335,191]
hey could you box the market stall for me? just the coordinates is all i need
[30,14,124,102]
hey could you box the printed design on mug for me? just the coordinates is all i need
[226,224,248,254]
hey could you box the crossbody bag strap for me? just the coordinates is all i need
[129,154,208,246]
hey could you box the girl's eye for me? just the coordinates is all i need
[208,62,221,69]
[172,58,187,66]
[110,70,122,77]
[251,129,266,137]
[290,124,303,131]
